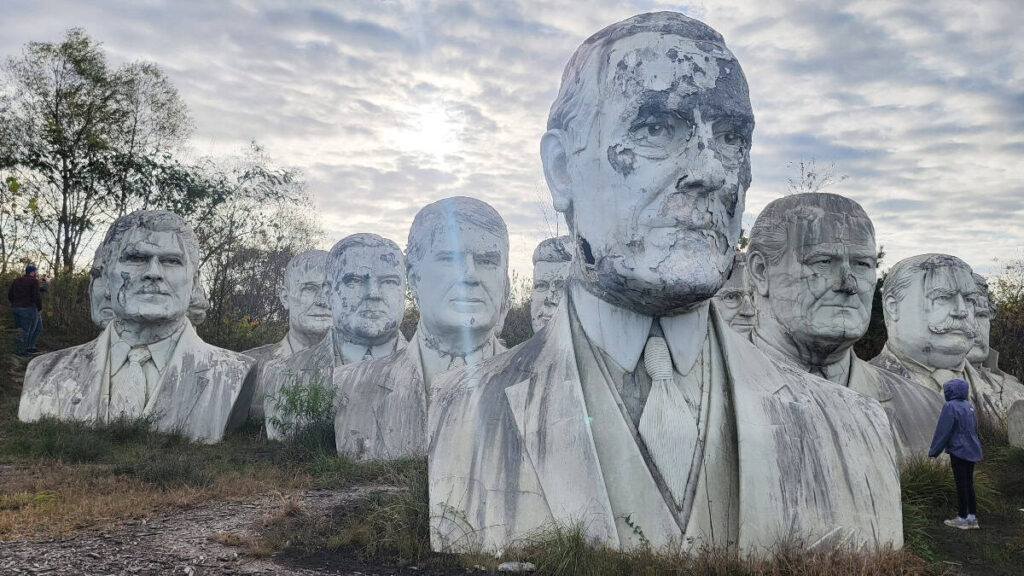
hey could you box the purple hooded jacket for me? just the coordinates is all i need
[928,378,983,462]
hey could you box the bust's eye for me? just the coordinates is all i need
[629,113,690,149]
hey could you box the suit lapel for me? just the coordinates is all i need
[75,328,111,421]
[504,302,617,544]
[150,323,210,430]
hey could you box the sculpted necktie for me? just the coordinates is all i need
[637,335,698,510]
[362,347,374,361]
[448,355,467,370]
[110,346,152,420]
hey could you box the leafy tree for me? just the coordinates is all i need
[0,28,191,272]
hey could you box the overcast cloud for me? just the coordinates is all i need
[3,0,1022,277]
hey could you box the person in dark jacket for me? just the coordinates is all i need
[929,378,983,529]
[8,264,43,356]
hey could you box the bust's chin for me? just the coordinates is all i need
[585,267,723,317]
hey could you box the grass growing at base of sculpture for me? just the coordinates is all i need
[268,365,336,459]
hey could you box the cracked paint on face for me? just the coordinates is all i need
[531,259,572,331]
[762,212,877,362]
[890,265,980,369]
[713,258,754,336]
[283,251,331,344]
[107,228,193,325]
[567,32,753,315]
[326,245,406,347]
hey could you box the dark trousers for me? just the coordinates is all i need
[950,454,977,518]
[11,306,41,354]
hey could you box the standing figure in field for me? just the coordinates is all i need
[332,197,509,460]
[746,193,942,461]
[243,250,331,419]
[19,211,255,443]
[429,12,901,556]
[966,273,1024,426]
[530,236,572,332]
[262,234,406,440]
[711,252,755,336]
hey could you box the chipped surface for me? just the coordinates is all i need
[530,236,572,331]
[711,253,754,335]
[18,211,254,443]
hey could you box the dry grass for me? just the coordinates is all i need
[0,460,308,537]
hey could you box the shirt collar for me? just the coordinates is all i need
[333,331,401,365]
[569,283,708,376]
[109,321,186,374]
[886,342,966,380]
[415,328,500,387]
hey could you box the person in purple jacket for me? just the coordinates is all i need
[929,378,983,529]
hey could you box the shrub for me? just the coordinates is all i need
[268,366,336,459]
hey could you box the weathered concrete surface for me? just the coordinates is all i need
[1008,400,1024,448]
[429,11,901,557]
[243,250,330,419]
[261,234,406,441]
[530,236,572,331]
[746,193,943,462]
[331,197,509,460]
[19,211,254,443]
[712,253,754,336]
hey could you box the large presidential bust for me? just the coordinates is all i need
[332,196,509,460]
[429,12,901,556]
[19,210,255,443]
[711,252,754,336]
[966,273,1024,427]
[243,250,331,419]
[262,234,407,440]
[746,193,942,461]
[870,254,987,396]
[530,236,572,331]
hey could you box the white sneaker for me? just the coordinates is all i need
[944,517,972,530]
[966,518,980,529]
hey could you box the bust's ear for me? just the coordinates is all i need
[540,129,573,214]
[279,285,289,310]
[883,294,900,323]
[747,250,771,297]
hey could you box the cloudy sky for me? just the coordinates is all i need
[4,0,1022,278]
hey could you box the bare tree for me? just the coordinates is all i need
[786,157,848,195]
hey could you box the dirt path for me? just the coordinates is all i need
[0,488,437,576]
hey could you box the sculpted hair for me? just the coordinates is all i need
[882,253,973,308]
[532,236,572,265]
[100,210,209,324]
[747,193,875,267]
[284,249,328,290]
[326,233,403,282]
[547,11,730,152]
[972,272,997,319]
[406,196,509,273]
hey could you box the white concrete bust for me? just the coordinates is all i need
[429,11,901,556]
[966,273,1024,427]
[747,193,877,377]
[530,236,572,332]
[262,233,407,440]
[871,253,981,391]
[243,249,330,419]
[406,196,509,387]
[20,210,255,443]
[711,252,754,336]
[746,193,943,460]
[330,196,509,461]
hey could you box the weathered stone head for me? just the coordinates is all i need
[407,196,509,354]
[747,193,876,364]
[99,210,209,329]
[712,252,755,335]
[541,11,753,315]
[882,254,980,369]
[968,272,996,366]
[324,234,406,347]
[280,250,331,344]
[531,236,572,331]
